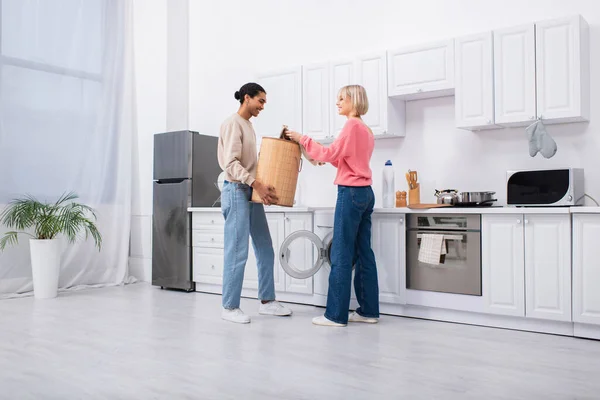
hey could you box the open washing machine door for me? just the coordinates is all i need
[279,230,328,279]
[280,230,355,279]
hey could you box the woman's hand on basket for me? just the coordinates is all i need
[285,130,302,143]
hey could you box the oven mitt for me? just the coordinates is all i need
[526,119,557,159]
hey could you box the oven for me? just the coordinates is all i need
[406,214,481,296]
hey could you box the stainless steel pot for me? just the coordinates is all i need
[460,191,496,204]
[435,189,459,205]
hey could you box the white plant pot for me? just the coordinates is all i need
[29,238,61,299]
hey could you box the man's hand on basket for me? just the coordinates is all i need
[252,180,278,206]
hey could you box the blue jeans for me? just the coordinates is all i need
[326,185,379,324]
[221,181,276,309]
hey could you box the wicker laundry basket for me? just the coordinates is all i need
[251,137,302,207]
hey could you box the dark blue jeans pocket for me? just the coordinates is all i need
[350,187,369,209]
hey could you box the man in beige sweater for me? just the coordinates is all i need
[217,82,293,323]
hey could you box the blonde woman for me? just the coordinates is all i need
[287,85,379,327]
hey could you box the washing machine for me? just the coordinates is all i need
[278,210,356,304]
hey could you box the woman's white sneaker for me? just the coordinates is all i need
[348,311,378,324]
[312,315,346,327]
[259,300,293,316]
[222,308,251,324]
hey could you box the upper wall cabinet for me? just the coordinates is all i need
[492,15,589,128]
[356,52,395,137]
[254,67,302,142]
[302,62,330,142]
[329,58,355,138]
[455,15,590,130]
[454,32,501,130]
[493,24,537,126]
[535,15,590,124]
[387,40,455,100]
[321,53,405,141]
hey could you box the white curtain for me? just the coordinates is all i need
[0,0,136,296]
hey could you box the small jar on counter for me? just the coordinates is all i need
[396,191,407,207]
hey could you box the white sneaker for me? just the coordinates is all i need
[312,315,346,327]
[222,308,251,324]
[348,311,378,324]
[259,300,293,316]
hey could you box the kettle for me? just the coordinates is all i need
[435,189,459,205]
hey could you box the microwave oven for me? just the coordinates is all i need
[506,168,584,206]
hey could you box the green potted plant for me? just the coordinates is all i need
[0,192,102,299]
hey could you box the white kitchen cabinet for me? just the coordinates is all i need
[302,62,330,141]
[454,32,501,130]
[330,58,355,138]
[481,215,525,317]
[387,39,454,100]
[328,53,405,139]
[356,52,389,137]
[192,212,225,289]
[192,211,314,296]
[535,15,590,124]
[482,213,571,321]
[372,213,406,304]
[243,213,286,292]
[572,214,600,325]
[192,247,224,286]
[283,213,314,294]
[493,24,537,126]
[524,214,571,322]
[254,67,302,143]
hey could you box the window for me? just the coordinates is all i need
[0,0,112,202]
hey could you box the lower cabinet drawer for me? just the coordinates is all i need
[192,231,224,248]
[192,213,224,230]
[192,247,224,282]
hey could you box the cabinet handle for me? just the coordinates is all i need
[530,116,535,120]
[417,88,423,93]
[211,220,214,224]
[517,219,521,224]
[399,218,404,224]
[211,238,215,242]
[285,217,290,222]
[211,265,215,269]
[524,219,529,224]
[487,120,492,124]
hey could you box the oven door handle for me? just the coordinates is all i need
[416,233,464,241]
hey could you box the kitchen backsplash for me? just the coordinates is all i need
[296,96,597,208]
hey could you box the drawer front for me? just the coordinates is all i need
[193,247,224,280]
[192,213,224,230]
[192,231,224,248]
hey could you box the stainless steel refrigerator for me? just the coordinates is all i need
[152,130,221,291]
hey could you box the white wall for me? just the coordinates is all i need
[189,0,600,207]
[130,0,168,281]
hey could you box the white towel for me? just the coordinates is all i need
[418,234,446,265]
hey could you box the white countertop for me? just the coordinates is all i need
[569,206,600,214]
[188,206,600,214]
[188,206,313,213]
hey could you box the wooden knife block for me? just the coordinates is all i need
[408,184,420,205]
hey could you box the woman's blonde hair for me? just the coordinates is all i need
[338,85,369,116]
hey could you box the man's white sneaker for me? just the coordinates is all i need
[222,308,251,324]
[312,315,346,327]
[348,311,378,324]
[259,300,293,316]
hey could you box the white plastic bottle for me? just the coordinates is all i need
[382,160,395,208]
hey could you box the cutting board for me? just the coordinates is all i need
[407,203,453,209]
